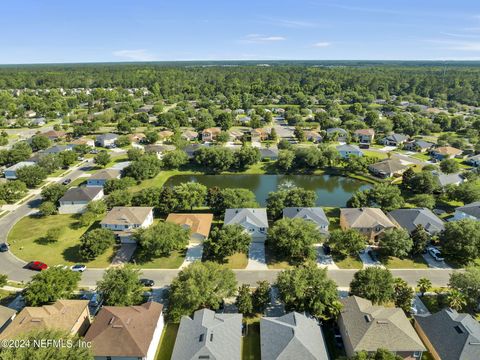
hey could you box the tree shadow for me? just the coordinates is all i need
[33,236,57,245]
[132,247,187,265]
[62,244,84,263]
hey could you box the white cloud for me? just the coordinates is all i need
[312,41,331,48]
[428,39,480,51]
[112,49,157,61]
[241,34,286,43]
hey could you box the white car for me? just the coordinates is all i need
[428,247,444,262]
[70,264,87,272]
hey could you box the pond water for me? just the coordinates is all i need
[164,174,371,207]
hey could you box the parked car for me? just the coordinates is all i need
[29,261,48,271]
[62,178,71,185]
[428,247,444,262]
[322,243,331,255]
[0,243,8,252]
[70,264,87,272]
[140,278,155,287]
[90,149,99,154]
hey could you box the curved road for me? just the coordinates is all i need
[0,165,458,289]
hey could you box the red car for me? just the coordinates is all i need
[29,261,48,271]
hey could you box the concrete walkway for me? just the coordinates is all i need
[246,242,268,270]
[316,244,339,270]
[111,243,137,267]
[180,243,204,269]
[359,246,385,268]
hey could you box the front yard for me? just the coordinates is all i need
[8,214,116,268]
[380,255,429,269]
[131,249,186,269]
[332,254,363,269]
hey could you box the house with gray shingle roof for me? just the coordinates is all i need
[368,158,409,178]
[338,296,425,359]
[224,208,268,242]
[414,308,480,360]
[388,208,444,235]
[261,312,329,360]
[336,144,363,159]
[431,171,465,187]
[95,133,118,147]
[452,201,480,221]
[340,208,397,240]
[382,133,409,147]
[283,207,329,234]
[58,187,104,214]
[404,140,435,153]
[86,168,121,187]
[171,308,242,360]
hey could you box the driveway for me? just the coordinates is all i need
[179,243,203,269]
[411,295,431,317]
[111,243,137,267]
[265,286,285,317]
[247,242,268,270]
[422,252,453,269]
[316,244,339,270]
[358,246,384,268]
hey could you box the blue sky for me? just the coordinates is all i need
[1,0,480,64]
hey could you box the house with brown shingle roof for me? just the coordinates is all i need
[251,128,270,142]
[338,296,425,359]
[340,208,397,240]
[166,213,214,243]
[181,130,199,141]
[0,305,16,333]
[354,129,375,144]
[202,127,222,142]
[101,207,154,243]
[84,302,164,360]
[86,168,121,187]
[0,300,90,339]
[158,130,174,141]
[431,146,463,160]
[41,130,67,141]
[368,158,409,178]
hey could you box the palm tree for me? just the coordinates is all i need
[447,290,467,311]
[417,278,432,297]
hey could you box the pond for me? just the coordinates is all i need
[164,174,371,207]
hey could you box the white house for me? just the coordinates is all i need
[283,207,329,235]
[100,207,154,243]
[224,208,268,242]
[336,144,363,159]
[452,202,480,221]
[3,161,36,180]
[58,187,104,214]
[144,144,176,159]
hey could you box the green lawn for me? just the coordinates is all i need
[332,254,363,269]
[132,249,186,269]
[8,214,116,268]
[155,323,179,360]
[265,246,293,269]
[221,252,248,269]
[68,177,89,188]
[131,169,202,191]
[362,150,388,159]
[243,319,261,360]
[381,255,429,269]
[323,207,340,231]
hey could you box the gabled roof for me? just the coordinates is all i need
[341,208,396,229]
[96,133,118,141]
[336,144,362,152]
[368,158,408,175]
[0,305,16,329]
[261,312,329,360]
[388,208,444,234]
[171,308,242,360]
[202,127,222,135]
[433,146,463,156]
[101,207,153,226]
[4,161,36,172]
[431,171,464,187]
[0,300,89,340]
[89,168,121,180]
[354,128,375,136]
[415,308,480,360]
[43,145,71,154]
[224,208,268,228]
[340,296,425,353]
[283,207,329,232]
[383,133,409,143]
[144,144,176,153]
[84,302,163,357]
[166,213,214,238]
[326,127,347,135]
[455,201,480,219]
[59,187,103,202]
[412,140,435,149]
[42,130,66,138]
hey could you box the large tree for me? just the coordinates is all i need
[393,278,414,313]
[350,267,395,304]
[276,263,341,319]
[41,183,67,204]
[266,188,316,219]
[168,262,237,322]
[96,266,144,306]
[268,218,320,264]
[123,154,161,180]
[206,187,258,215]
[327,229,366,256]
[135,221,190,257]
[440,158,460,174]
[378,228,413,258]
[162,149,189,169]
[16,165,47,188]
[80,228,115,260]
[203,224,251,261]
[0,181,27,203]
[174,182,207,210]
[441,219,480,265]
[23,268,81,306]
[236,284,254,315]
[449,266,480,310]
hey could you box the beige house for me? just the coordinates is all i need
[340,207,397,240]
[85,302,164,360]
[354,128,375,144]
[181,130,198,141]
[251,128,269,142]
[0,300,91,339]
[100,207,154,243]
[158,130,174,141]
[201,127,222,142]
[166,213,213,243]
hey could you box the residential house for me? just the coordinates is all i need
[158,130,174,141]
[466,154,480,167]
[144,144,176,159]
[86,169,121,187]
[431,171,465,187]
[431,146,463,160]
[171,308,242,360]
[382,133,409,146]
[184,143,208,158]
[58,187,104,214]
[85,302,164,360]
[340,207,397,240]
[305,130,323,143]
[70,137,95,148]
[251,128,270,142]
[166,213,213,243]
[0,300,90,339]
[43,145,73,155]
[261,312,329,360]
[136,104,154,113]
[181,130,198,141]
[224,208,269,242]
[326,127,348,142]
[3,161,36,180]
[452,201,480,221]
[24,110,37,118]
[259,147,279,160]
[201,127,222,142]
[414,308,480,360]
[336,144,363,159]
[404,140,435,153]
[354,129,375,144]
[100,206,154,243]
[30,117,46,126]
[338,296,425,359]
[388,208,444,235]
[283,207,329,235]
[95,133,118,147]
[0,306,16,333]
[41,130,66,141]
[229,129,244,142]
[128,133,146,143]
[368,158,409,178]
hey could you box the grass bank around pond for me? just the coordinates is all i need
[155,323,179,360]
[8,214,116,268]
